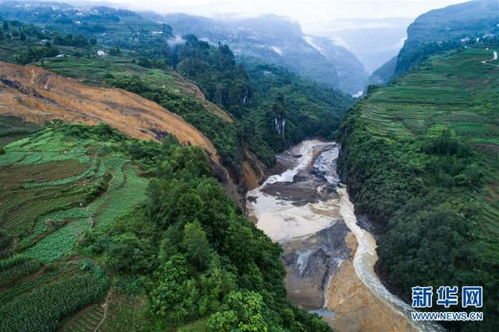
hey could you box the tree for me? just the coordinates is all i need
[104,233,152,274]
[207,291,269,332]
[161,23,172,36]
[425,129,470,156]
[197,259,236,315]
[109,47,121,56]
[150,254,198,324]
[3,21,8,31]
[183,221,211,270]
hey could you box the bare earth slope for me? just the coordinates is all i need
[0,61,219,162]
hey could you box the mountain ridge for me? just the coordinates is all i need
[156,13,368,94]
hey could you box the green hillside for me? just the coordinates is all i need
[395,0,498,77]
[0,5,354,329]
[0,119,329,330]
[340,47,499,330]
[0,15,352,174]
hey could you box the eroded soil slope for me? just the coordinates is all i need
[0,61,219,161]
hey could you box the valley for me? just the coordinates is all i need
[0,0,498,331]
[247,141,440,331]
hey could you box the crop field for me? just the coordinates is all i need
[40,56,152,86]
[60,304,105,332]
[0,269,108,331]
[0,118,154,329]
[0,120,149,263]
[0,251,109,330]
[0,115,41,146]
[364,48,498,140]
[41,56,194,99]
[0,256,43,288]
[357,47,499,259]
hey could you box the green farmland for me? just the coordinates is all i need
[340,47,499,330]
[0,119,150,330]
[0,120,148,262]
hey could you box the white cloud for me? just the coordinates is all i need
[75,0,467,33]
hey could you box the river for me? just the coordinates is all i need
[247,140,442,332]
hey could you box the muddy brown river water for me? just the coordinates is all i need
[247,140,443,332]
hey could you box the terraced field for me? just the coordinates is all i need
[363,48,498,141]
[61,304,106,332]
[360,47,499,252]
[0,121,149,263]
[0,264,108,331]
[0,115,41,146]
[0,118,155,329]
[340,47,499,329]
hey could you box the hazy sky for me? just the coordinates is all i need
[86,0,468,32]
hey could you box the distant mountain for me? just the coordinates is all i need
[303,35,368,95]
[153,13,368,95]
[395,0,499,76]
[368,56,397,86]
[311,17,413,73]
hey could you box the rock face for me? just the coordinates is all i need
[283,221,351,309]
[159,14,369,94]
[303,36,369,95]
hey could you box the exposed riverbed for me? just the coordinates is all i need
[247,140,442,332]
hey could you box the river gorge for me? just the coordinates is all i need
[247,140,442,332]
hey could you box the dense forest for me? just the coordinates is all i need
[340,47,499,331]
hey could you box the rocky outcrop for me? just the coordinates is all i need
[283,221,351,309]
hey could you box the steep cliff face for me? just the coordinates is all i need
[303,36,369,95]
